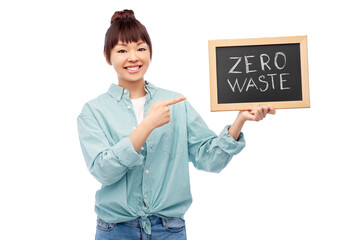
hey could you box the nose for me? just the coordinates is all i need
[128,50,139,62]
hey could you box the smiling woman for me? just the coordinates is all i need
[77,9,274,240]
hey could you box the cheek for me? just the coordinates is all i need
[112,63,125,76]
[142,62,150,72]
[110,54,125,66]
[142,57,151,67]
[111,60,124,70]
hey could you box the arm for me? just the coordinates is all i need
[187,103,275,173]
[77,104,144,186]
[186,101,245,173]
[77,97,186,185]
[228,105,276,140]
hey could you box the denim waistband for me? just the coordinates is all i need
[114,215,162,227]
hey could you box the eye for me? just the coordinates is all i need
[138,48,146,52]
[118,49,126,53]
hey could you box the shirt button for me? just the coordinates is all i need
[127,105,131,109]
[141,147,144,150]
[145,170,149,174]
[124,90,128,93]
[117,96,121,101]
[144,194,147,198]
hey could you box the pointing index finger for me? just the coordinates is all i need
[164,96,186,106]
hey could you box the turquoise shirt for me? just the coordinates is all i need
[77,83,246,234]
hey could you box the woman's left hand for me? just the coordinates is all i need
[228,105,275,140]
[240,105,276,122]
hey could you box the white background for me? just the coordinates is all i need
[1,0,359,239]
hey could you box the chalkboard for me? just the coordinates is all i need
[208,36,310,111]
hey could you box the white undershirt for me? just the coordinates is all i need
[131,96,146,125]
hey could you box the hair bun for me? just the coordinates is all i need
[110,9,135,24]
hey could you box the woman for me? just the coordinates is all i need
[77,9,275,240]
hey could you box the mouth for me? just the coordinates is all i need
[124,65,142,73]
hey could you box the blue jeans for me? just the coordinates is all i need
[95,215,187,240]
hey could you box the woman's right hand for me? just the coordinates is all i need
[142,96,186,131]
[130,96,186,152]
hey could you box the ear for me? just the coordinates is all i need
[104,51,112,66]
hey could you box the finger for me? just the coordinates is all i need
[261,105,269,117]
[255,106,265,121]
[164,96,186,106]
[250,108,261,121]
[268,105,276,115]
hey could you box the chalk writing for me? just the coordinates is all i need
[227,73,291,94]
[226,52,290,93]
[228,57,242,74]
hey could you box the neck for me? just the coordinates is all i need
[118,79,146,99]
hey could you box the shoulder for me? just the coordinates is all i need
[79,92,111,116]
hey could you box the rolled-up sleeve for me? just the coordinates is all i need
[186,101,245,173]
[77,104,144,186]
[216,125,246,155]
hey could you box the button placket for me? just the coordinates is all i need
[142,92,152,209]
[143,162,151,208]
[122,95,137,138]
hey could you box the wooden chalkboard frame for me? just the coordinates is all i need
[208,36,310,111]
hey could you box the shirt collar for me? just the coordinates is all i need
[144,81,156,98]
[107,81,157,101]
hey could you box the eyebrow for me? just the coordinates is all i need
[116,41,146,47]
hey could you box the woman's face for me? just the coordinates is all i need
[108,40,150,84]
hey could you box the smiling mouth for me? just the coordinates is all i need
[125,65,142,71]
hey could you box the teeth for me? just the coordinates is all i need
[127,66,140,71]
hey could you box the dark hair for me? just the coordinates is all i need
[104,10,152,63]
